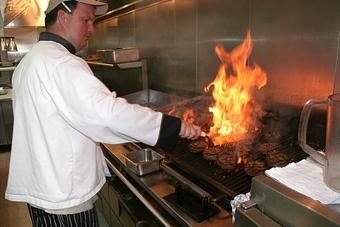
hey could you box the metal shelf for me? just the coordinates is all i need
[0,66,16,72]
[86,61,114,67]
[86,60,143,69]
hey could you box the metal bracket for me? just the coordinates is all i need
[241,199,257,210]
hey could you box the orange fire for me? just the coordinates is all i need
[182,109,195,124]
[205,31,267,145]
[168,106,196,124]
[237,156,243,165]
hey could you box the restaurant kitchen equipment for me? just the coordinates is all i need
[98,48,140,64]
[0,36,17,63]
[299,93,340,193]
[235,175,340,226]
[125,148,164,176]
[96,5,340,221]
[101,92,340,226]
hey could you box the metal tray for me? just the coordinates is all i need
[125,148,164,176]
[98,48,139,64]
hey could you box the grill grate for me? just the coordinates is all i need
[166,137,308,200]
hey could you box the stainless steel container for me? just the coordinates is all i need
[125,148,164,176]
[99,48,139,63]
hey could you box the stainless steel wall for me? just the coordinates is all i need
[76,0,340,106]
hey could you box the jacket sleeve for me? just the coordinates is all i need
[154,114,181,151]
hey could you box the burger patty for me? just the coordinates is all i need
[203,146,224,161]
[266,152,289,167]
[216,151,237,171]
[188,137,207,153]
[244,159,266,176]
[257,142,280,155]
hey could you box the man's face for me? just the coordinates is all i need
[64,3,95,52]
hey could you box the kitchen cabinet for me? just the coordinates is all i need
[0,66,15,87]
[96,177,162,227]
[0,100,13,145]
[0,106,7,145]
[0,67,14,145]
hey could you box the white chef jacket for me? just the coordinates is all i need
[5,40,163,210]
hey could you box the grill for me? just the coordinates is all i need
[154,97,318,203]
[106,91,327,225]
[166,137,308,200]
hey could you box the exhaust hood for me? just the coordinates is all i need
[1,0,168,26]
[2,0,48,27]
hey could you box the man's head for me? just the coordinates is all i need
[45,0,108,52]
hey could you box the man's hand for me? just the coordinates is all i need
[179,121,201,140]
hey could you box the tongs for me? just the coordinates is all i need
[200,131,214,147]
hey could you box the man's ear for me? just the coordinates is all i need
[56,10,69,28]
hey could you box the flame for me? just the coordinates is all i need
[205,31,267,145]
[167,106,196,124]
[182,109,195,124]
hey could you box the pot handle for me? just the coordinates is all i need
[298,99,328,166]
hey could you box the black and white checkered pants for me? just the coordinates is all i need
[27,204,99,227]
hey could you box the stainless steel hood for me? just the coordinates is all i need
[2,0,48,27]
[1,0,167,27]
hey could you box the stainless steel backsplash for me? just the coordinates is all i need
[89,0,340,107]
[1,0,339,108]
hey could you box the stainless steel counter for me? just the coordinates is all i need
[235,175,340,227]
[102,143,233,227]
[0,66,16,72]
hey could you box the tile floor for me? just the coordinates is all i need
[0,147,31,227]
[0,146,108,227]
